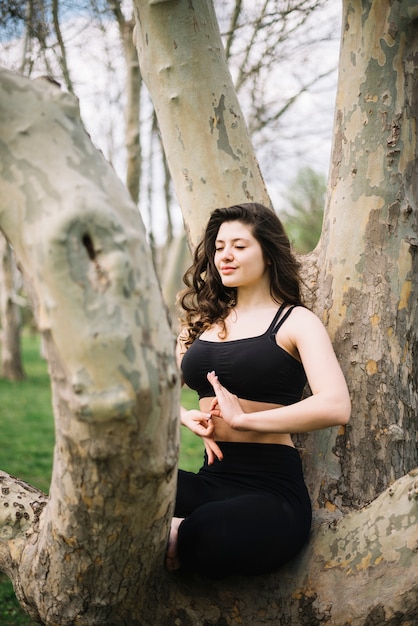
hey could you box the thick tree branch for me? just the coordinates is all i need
[164,469,418,624]
[0,68,179,625]
[133,0,271,247]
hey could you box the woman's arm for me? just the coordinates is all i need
[207,308,351,434]
[177,331,223,463]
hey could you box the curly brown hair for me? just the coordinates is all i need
[178,202,303,345]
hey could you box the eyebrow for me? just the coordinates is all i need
[215,237,251,244]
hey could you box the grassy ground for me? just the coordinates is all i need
[0,333,202,625]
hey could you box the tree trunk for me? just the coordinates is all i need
[111,2,143,205]
[1,466,416,624]
[0,233,25,381]
[299,0,418,517]
[161,233,192,329]
[133,0,271,247]
[133,0,418,622]
[0,69,179,625]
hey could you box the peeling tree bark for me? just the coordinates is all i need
[299,0,418,516]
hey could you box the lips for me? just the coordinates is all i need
[220,266,236,274]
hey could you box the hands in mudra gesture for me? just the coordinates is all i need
[207,370,246,429]
[181,371,246,465]
[180,405,222,464]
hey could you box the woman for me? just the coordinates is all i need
[166,202,350,578]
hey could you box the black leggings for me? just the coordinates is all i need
[174,442,312,578]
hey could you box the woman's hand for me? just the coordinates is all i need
[207,371,247,430]
[181,409,223,464]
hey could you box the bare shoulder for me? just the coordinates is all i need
[286,306,332,345]
[288,306,325,328]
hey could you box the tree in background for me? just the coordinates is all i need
[281,166,326,253]
[0,237,25,380]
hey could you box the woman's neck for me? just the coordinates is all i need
[234,289,278,312]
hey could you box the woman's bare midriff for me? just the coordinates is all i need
[199,396,294,447]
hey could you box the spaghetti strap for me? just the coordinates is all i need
[271,305,297,335]
[267,302,287,333]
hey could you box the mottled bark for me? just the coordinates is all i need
[1,466,416,625]
[300,0,418,516]
[0,69,179,625]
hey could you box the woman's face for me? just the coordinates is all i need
[213,220,269,289]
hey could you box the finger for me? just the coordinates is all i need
[204,441,215,465]
[212,442,223,461]
[191,412,212,427]
[205,438,223,462]
[205,420,215,436]
[209,397,218,411]
[207,370,221,390]
[198,423,213,437]
[202,413,215,435]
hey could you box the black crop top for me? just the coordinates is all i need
[181,304,307,405]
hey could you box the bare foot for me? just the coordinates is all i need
[165,517,183,571]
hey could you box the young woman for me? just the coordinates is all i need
[166,202,350,578]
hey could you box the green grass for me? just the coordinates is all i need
[178,385,205,470]
[0,334,55,495]
[0,333,202,625]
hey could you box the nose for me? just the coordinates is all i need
[220,245,233,261]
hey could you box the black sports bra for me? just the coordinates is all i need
[181,303,307,405]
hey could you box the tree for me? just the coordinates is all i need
[0,1,417,625]
[280,166,326,253]
[0,234,25,380]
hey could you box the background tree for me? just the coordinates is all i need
[0,1,417,625]
[0,236,25,380]
[280,166,326,253]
